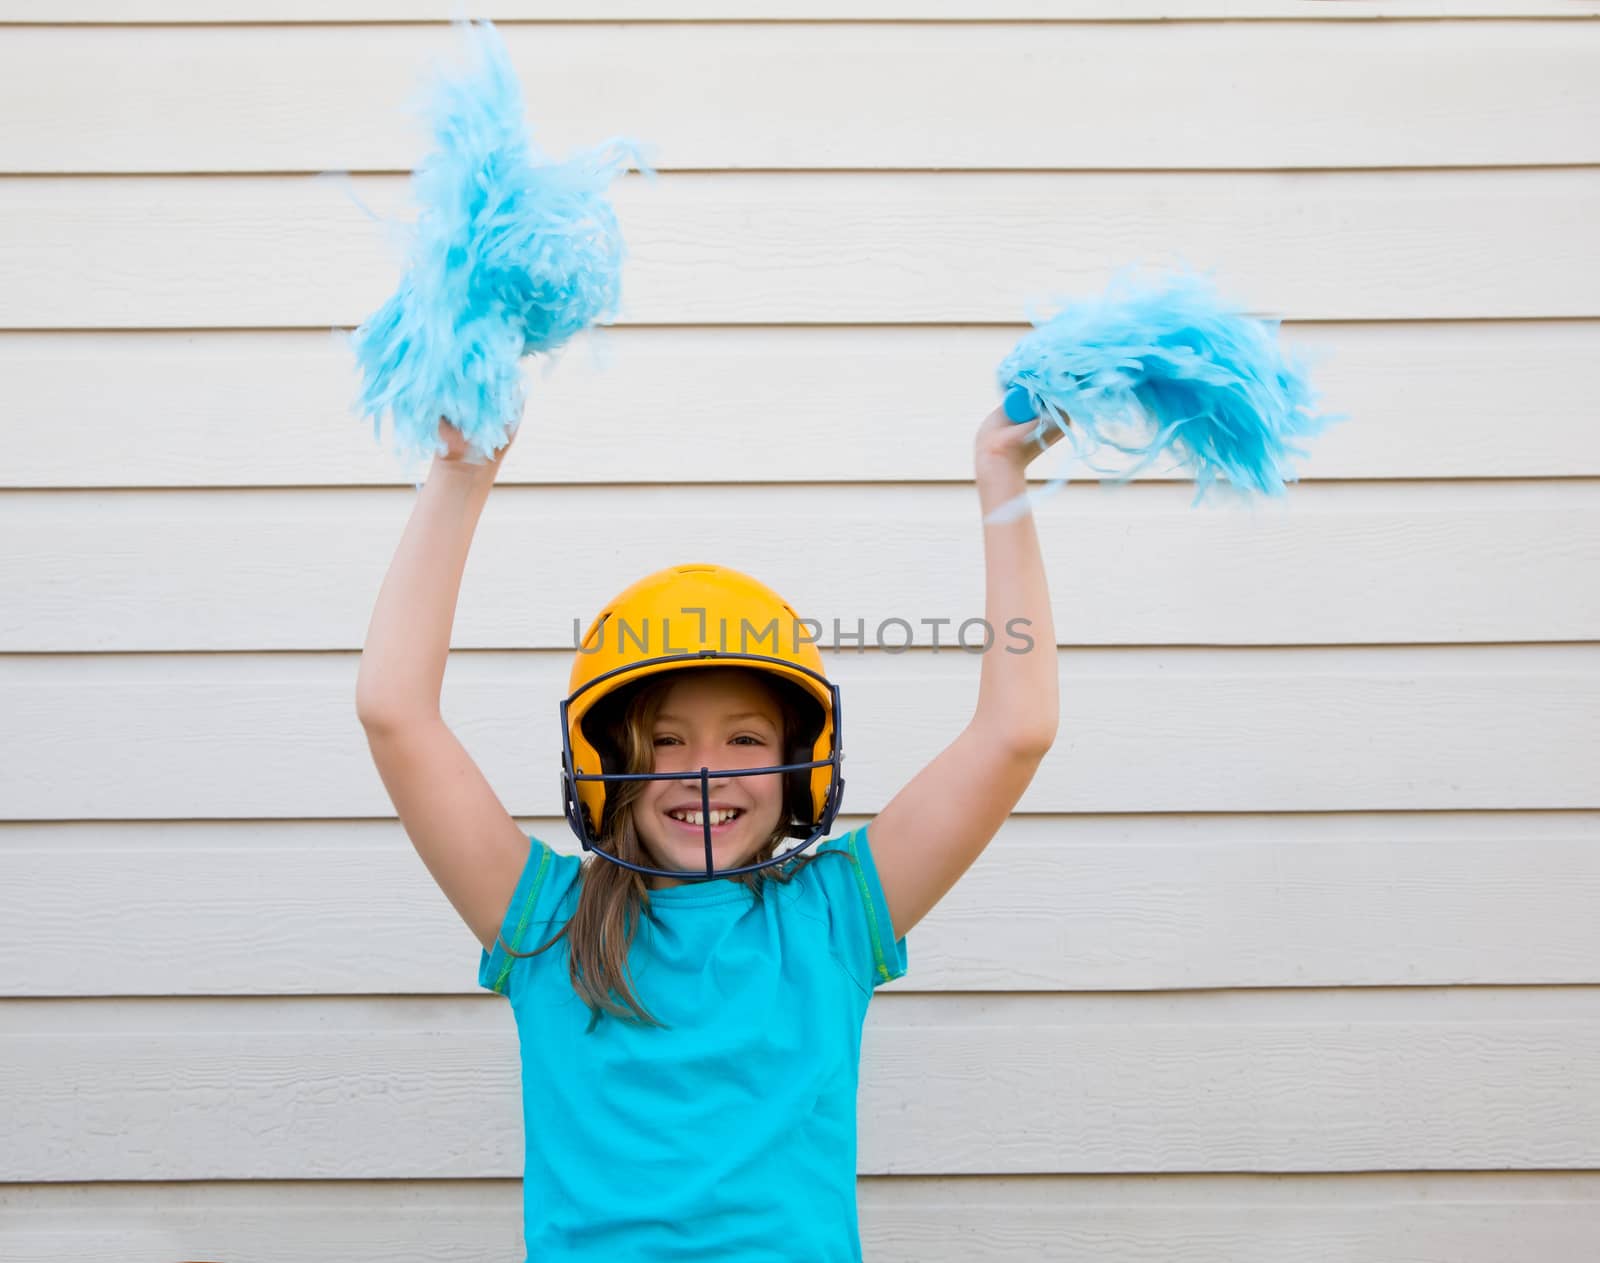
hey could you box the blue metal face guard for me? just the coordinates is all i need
[560,651,845,881]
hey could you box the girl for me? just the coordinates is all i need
[356,407,1061,1260]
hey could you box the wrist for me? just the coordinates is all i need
[430,452,502,486]
[975,465,1030,519]
[975,454,1027,493]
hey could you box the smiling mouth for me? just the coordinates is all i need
[665,810,743,835]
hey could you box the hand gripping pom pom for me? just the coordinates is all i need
[990,267,1347,523]
[345,19,657,477]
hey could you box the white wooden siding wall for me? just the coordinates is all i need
[2,1,1598,1259]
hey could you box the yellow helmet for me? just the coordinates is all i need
[559,562,845,880]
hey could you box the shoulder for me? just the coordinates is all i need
[783,823,909,994]
[477,833,584,998]
[525,835,585,922]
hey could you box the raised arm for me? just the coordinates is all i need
[865,405,1063,942]
[355,419,529,955]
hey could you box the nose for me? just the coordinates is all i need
[669,742,732,789]
[675,761,728,788]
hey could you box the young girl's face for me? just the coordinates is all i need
[637,669,787,890]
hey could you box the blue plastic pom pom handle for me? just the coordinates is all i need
[1003,385,1037,423]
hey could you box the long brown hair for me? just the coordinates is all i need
[500,665,850,1032]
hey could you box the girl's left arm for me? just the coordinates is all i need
[868,406,1064,943]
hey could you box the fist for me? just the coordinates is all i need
[435,415,518,467]
[974,403,1069,474]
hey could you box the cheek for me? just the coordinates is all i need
[757,781,787,821]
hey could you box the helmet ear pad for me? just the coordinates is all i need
[579,680,645,838]
[767,675,827,837]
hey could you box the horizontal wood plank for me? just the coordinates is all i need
[3,22,1595,172]
[2,1173,1600,1263]
[3,170,1596,328]
[4,990,1600,1180]
[0,1,1589,21]
[3,322,1595,487]
[3,812,1598,997]
[0,646,1595,817]
[4,481,1598,651]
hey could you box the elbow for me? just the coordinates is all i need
[356,685,436,733]
[1010,728,1057,760]
[1008,708,1059,759]
[973,714,1057,761]
[355,666,414,731]
[354,680,389,730]
[357,703,439,734]
[356,701,396,733]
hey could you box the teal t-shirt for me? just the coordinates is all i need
[477,821,910,1262]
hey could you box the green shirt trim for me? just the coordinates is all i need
[491,841,552,996]
[847,827,894,986]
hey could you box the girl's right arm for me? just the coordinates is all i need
[355,420,527,955]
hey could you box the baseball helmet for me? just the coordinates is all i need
[560,562,844,879]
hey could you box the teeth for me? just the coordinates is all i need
[669,809,740,826]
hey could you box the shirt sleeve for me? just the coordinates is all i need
[811,820,909,995]
[477,833,562,1000]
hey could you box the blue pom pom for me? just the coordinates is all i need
[348,19,656,475]
[994,266,1345,516]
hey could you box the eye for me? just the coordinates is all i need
[653,734,764,746]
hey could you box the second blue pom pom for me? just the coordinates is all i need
[995,267,1345,506]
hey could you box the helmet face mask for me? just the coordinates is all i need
[560,652,845,881]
